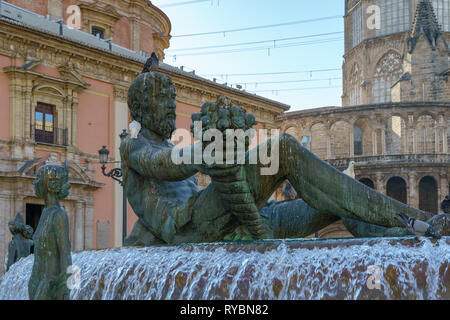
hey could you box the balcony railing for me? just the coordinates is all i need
[327,154,450,169]
[31,125,68,146]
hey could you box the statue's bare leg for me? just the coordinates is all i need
[244,133,432,229]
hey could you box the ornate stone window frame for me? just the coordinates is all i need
[78,1,122,40]
[3,62,89,150]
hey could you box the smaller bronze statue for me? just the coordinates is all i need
[28,163,72,300]
[6,213,33,272]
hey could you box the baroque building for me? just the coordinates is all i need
[0,0,288,274]
[278,0,450,238]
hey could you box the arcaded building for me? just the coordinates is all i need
[278,0,449,238]
[0,0,288,274]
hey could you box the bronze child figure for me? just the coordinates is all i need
[6,213,33,272]
[28,163,72,300]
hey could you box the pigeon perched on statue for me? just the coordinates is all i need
[395,212,441,239]
[142,52,159,73]
[441,194,450,214]
[343,160,356,178]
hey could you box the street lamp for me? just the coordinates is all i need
[98,129,128,243]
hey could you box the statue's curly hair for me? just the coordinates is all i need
[127,72,172,124]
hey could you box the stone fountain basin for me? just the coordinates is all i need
[1,237,449,300]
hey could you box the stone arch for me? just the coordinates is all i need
[310,122,328,159]
[386,176,407,204]
[33,85,65,98]
[419,176,438,213]
[372,50,403,103]
[330,120,351,158]
[385,115,406,154]
[359,178,375,189]
[284,126,298,141]
[416,114,436,153]
[21,158,91,184]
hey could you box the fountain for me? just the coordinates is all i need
[1,237,449,300]
[1,64,449,300]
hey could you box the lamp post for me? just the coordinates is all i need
[98,129,128,243]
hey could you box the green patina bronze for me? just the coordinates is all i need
[28,163,72,300]
[120,71,447,246]
[6,213,33,272]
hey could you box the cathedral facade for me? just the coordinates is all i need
[278,0,450,237]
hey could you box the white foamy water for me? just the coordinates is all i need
[1,238,449,300]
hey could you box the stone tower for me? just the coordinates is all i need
[342,0,450,106]
[392,0,449,101]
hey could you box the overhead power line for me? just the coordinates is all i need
[167,31,344,52]
[172,15,342,38]
[167,37,343,57]
[201,68,341,78]
[249,85,341,93]
[231,77,342,86]
[157,0,212,8]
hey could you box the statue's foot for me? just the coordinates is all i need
[223,225,255,242]
[426,214,450,236]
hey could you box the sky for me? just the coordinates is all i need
[152,0,345,112]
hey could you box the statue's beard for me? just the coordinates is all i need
[155,118,176,140]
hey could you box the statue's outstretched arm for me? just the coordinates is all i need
[121,138,198,181]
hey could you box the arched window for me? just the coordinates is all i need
[349,64,361,105]
[301,136,308,149]
[359,178,375,189]
[372,51,403,103]
[353,125,363,155]
[419,176,438,213]
[285,127,298,140]
[386,177,407,204]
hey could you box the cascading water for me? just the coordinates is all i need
[1,237,449,300]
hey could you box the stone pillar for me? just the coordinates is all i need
[326,132,332,159]
[74,200,85,251]
[443,126,448,153]
[0,195,12,276]
[381,128,386,155]
[375,173,386,194]
[349,125,354,157]
[372,130,377,155]
[84,202,95,250]
[13,196,24,220]
[129,16,141,52]
[439,173,448,213]
[435,127,440,154]
[408,172,419,209]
